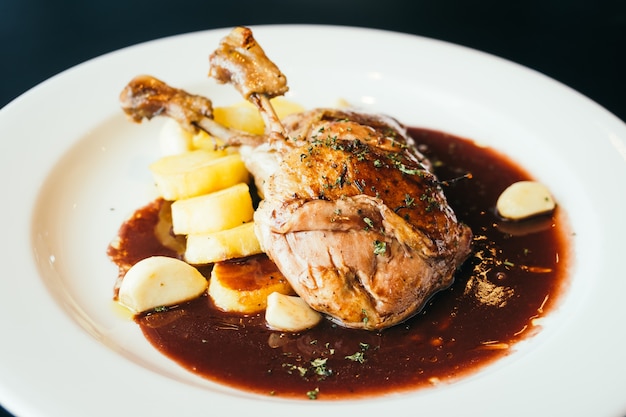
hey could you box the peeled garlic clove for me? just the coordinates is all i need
[118,256,208,313]
[265,292,322,332]
[496,181,556,220]
[159,118,193,156]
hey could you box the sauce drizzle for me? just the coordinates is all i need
[108,127,571,400]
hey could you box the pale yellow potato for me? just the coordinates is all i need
[190,129,232,152]
[185,222,263,264]
[160,117,238,154]
[214,105,265,135]
[265,292,322,332]
[117,256,208,314]
[213,98,305,135]
[272,97,307,119]
[150,151,249,200]
[208,255,294,313]
[171,183,254,235]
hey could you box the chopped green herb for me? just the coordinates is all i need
[310,358,332,377]
[373,240,387,255]
[399,164,420,175]
[345,340,370,363]
[345,351,365,363]
[306,387,320,400]
[283,363,308,377]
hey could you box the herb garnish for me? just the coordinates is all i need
[345,342,370,363]
[373,240,387,255]
[306,387,320,400]
[398,164,420,176]
[310,358,332,377]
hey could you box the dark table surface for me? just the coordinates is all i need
[1,0,624,416]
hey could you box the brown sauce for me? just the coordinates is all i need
[108,127,571,400]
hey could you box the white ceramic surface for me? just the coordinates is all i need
[1,25,625,417]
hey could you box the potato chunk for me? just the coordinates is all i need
[496,181,556,220]
[190,128,231,152]
[214,104,265,135]
[117,256,207,313]
[185,222,262,264]
[213,98,306,135]
[171,183,254,235]
[208,255,294,313]
[149,151,248,200]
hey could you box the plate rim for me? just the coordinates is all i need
[1,24,626,417]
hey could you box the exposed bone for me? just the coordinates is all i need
[207,28,473,330]
[120,75,264,147]
[209,27,288,140]
[194,115,263,147]
[118,26,473,330]
[249,94,285,140]
[208,26,288,101]
[120,75,212,130]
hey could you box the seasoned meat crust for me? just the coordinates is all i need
[120,75,213,132]
[209,26,288,100]
[120,27,474,331]
[254,108,473,329]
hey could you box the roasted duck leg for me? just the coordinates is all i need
[208,26,288,141]
[120,26,473,330]
[206,27,473,330]
[120,74,264,147]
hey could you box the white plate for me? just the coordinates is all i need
[1,25,625,417]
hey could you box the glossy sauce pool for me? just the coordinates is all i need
[108,127,571,400]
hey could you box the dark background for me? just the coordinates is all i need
[0,0,624,416]
[2,0,625,121]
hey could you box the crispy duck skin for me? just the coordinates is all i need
[120,75,214,131]
[208,26,289,101]
[209,26,289,143]
[253,108,473,329]
[206,27,473,330]
[120,74,264,146]
[119,26,473,330]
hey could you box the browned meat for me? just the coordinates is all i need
[254,108,473,329]
[209,26,288,101]
[119,26,473,331]
[119,74,264,146]
[209,26,289,142]
[120,75,213,131]
[201,26,475,328]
